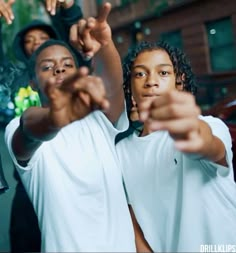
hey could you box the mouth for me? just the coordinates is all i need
[33,45,41,52]
[143,94,159,97]
[55,77,65,84]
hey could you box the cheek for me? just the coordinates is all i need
[24,44,32,55]
[131,85,142,105]
[37,74,48,90]
[68,68,77,75]
[131,78,141,91]
[40,38,48,44]
[161,77,176,91]
[131,80,138,97]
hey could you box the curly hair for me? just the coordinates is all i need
[122,41,197,116]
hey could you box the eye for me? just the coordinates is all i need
[24,39,33,44]
[134,71,147,78]
[40,35,49,40]
[64,63,74,68]
[160,71,169,76]
[41,65,54,71]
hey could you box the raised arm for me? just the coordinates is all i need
[70,2,124,123]
[0,0,14,24]
[12,68,109,163]
[44,0,83,42]
[139,90,227,166]
[45,0,74,15]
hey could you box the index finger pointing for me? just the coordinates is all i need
[97,2,111,23]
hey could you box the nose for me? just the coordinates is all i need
[54,67,66,75]
[144,74,158,88]
[144,82,158,88]
[33,37,41,45]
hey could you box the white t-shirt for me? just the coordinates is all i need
[116,115,236,252]
[5,110,136,252]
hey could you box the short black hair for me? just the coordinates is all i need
[28,39,80,81]
[122,40,197,115]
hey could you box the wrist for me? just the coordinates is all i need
[61,0,74,9]
[19,116,39,143]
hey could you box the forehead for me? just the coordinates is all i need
[24,28,50,38]
[36,45,74,63]
[134,49,172,65]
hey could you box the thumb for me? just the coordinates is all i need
[44,77,58,99]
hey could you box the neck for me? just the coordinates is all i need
[139,124,154,137]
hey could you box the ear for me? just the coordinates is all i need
[176,73,185,91]
[176,82,183,91]
[130,95,139,122]
[131,95,137,107]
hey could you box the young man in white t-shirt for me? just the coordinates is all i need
[116,41,236,252]
[4,3,137,252]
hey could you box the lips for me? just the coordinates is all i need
[143,87,160,97]
[55,78,64,84]
[143,93,159,97]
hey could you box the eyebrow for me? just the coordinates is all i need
[133,63,173,68]
[38,57,74,65]
[25,33,49,38]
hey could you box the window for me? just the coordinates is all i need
[206,18,236,72]
[159,30,183,50]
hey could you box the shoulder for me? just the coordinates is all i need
[5,117,20,138]
[199,115,231,138]
[199,115,227,126]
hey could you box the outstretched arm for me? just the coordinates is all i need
[139,90,227,166]
[12,68,109,162]
[70,2,124,123]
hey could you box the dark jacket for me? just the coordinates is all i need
[0,153,8,194]
[12,20,60,64]
[12,3,83,65]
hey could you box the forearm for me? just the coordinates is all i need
[129,205,153,253]
[60,0,83,25]
[12,107,60,161]
[50,0,83,42]
[197,120,227,165]
[94,40,123,97]
[94,40,124,122]
[61,0,74,9]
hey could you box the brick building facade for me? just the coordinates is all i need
[81,0,236,106]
